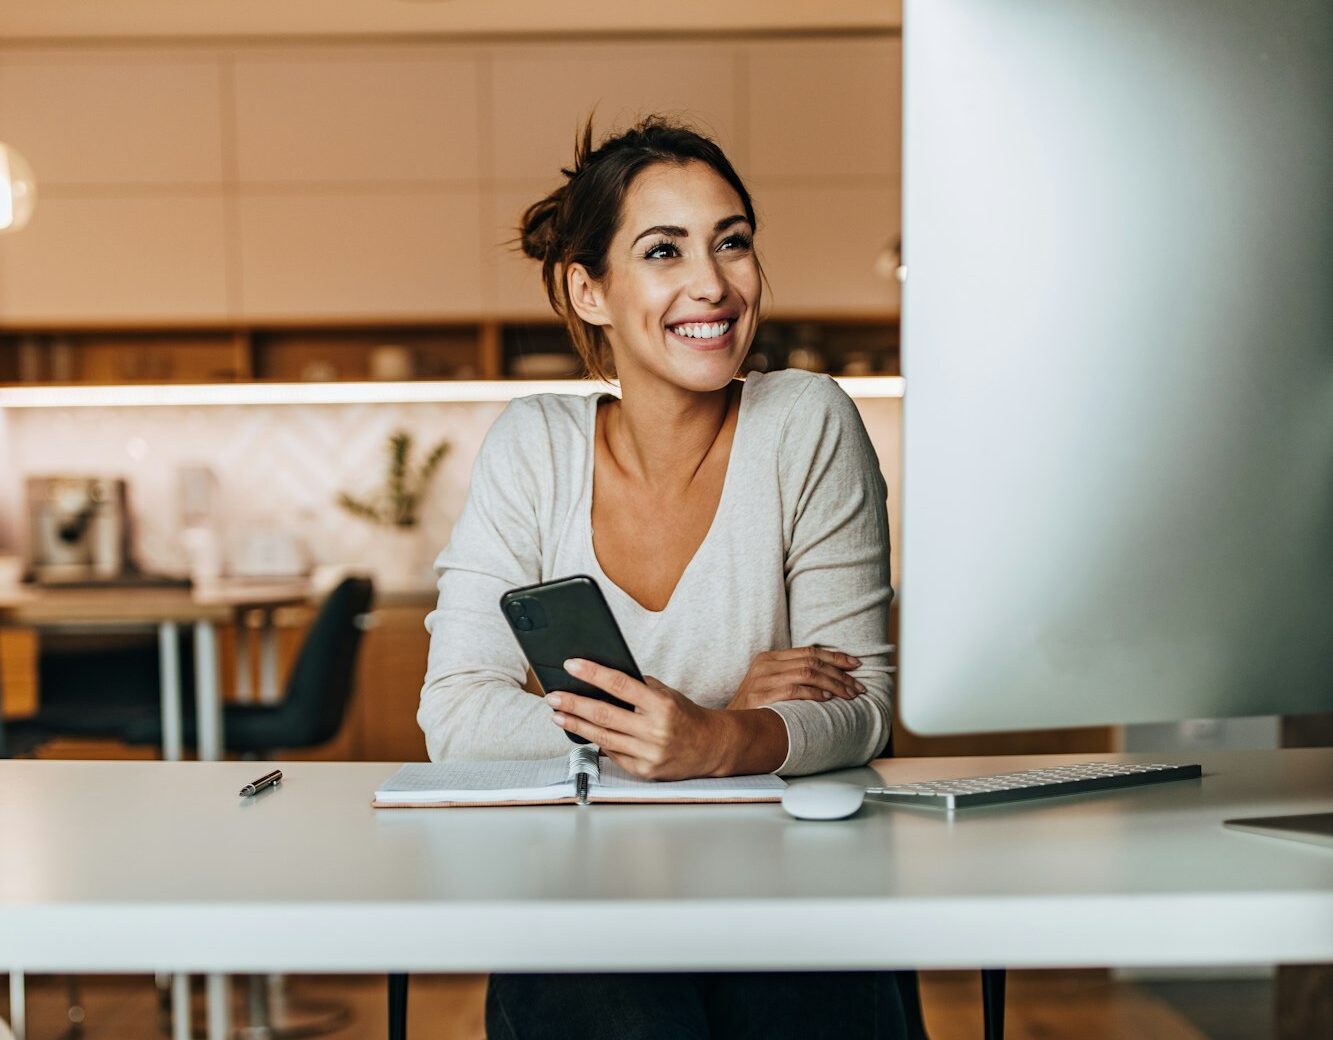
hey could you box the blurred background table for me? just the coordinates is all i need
[0,581,309,761]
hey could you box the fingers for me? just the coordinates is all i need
[552,712,649,758]
[774,659,866,700]
[547,694,651,758]
[766,646,862,671]
[546,689,644,737]
[564,658,651,707]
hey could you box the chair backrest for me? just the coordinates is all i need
[273,577,375,747]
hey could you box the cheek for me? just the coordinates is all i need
[728,258,762,304]
[614,271,678,329]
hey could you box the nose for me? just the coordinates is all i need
[686,252,727,304]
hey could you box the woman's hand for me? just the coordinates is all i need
[545,658,782,780]
[725,646,865,711]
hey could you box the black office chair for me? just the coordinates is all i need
[120,576,374,755]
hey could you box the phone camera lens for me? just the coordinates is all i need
[515,615,534,631]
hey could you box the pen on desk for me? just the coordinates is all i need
[239,769,283,797]
[576,771,590,806]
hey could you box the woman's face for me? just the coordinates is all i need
[583,160,761,395]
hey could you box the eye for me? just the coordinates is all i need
[643,239,681,260]
[718,232,753,253]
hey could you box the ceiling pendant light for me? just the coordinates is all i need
[0,141,37,233]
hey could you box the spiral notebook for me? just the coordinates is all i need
[374,745,786,807]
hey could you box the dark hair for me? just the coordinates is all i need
[518,115,758,381]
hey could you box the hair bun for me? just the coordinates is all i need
[518,190,563,263]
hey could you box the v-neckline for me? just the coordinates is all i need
[582,379,749,617]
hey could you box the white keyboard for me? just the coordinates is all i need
[866,761,1203,811]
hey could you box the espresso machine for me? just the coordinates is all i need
[27,476,132,583]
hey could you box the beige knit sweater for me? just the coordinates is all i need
[418,369,894,776]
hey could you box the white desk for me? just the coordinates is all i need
[1,750,1330,1034]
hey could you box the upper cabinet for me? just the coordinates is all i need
[0,35,901,325]
[231,48,481,184]
[0,49,225,186]
[237,190,484,318]
[747,39,901,180]
[229,47,486,319]
[488,43,742,181]
[0,196,230,321]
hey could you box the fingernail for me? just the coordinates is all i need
[848,656,862,666]
[855,682,866,693]
[545,692,563,708]
[564,658,585,675]
[551,712,567,727]
[821,692,831,700]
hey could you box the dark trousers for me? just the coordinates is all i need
[486,971,909,1040]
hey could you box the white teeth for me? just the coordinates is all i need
[670,320,731,339]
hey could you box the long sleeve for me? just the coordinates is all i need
[417,398,570,762]
[765,375,895,776]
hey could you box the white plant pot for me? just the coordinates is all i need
[374,525,434,593]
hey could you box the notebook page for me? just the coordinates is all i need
[592,758,786,801]
[375,756,574,804]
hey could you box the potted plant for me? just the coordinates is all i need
[337,430,449,590]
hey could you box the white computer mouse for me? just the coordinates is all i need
[781,780,866,820]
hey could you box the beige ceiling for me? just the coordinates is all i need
[0,0,902,42]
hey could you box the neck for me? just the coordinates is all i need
[603,371,738,488]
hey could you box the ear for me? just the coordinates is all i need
[566,263,612,328]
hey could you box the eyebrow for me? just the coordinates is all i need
[631,214,750,245]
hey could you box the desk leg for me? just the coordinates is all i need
[7,970,25,1040]
[205,973,230,1040]
[171,973,190,1040]
[982,968,1006,1040]
[194,621,222,762]
[158,622,183,763]
[260,609,280,705]
[234,611,253,704]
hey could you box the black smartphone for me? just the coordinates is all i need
[499,574,642,745]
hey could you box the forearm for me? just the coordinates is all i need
[708,707,789,776]
[764,682,892,776]
[418,677,569,762]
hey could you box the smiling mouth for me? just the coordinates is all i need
[666,319,734,348]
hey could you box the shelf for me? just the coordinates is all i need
[0,314,899,387]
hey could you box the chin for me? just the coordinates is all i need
[663,352,745,394]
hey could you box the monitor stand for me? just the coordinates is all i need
[1223,812,1333,849]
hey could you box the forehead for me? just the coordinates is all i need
[618,160,746,231]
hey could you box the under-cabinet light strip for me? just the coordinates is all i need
[0,376,904,408]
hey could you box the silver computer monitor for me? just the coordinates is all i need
[898,0,1333,736]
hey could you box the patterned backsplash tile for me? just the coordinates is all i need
[0,394,901,590]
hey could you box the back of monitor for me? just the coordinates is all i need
[898,0,1333,733]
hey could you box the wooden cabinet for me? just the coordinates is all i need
[0,49,226,186]
[0,34,903,326]
[235,190,486,319]
[231,48,480,184]
[0,196,231,322]
[755,183,902,313]
[0,34,904,381]
[488,42,742,179]
[747,38,902,180]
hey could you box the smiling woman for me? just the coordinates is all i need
[517,116,761,386]
[417,116,905,1039]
